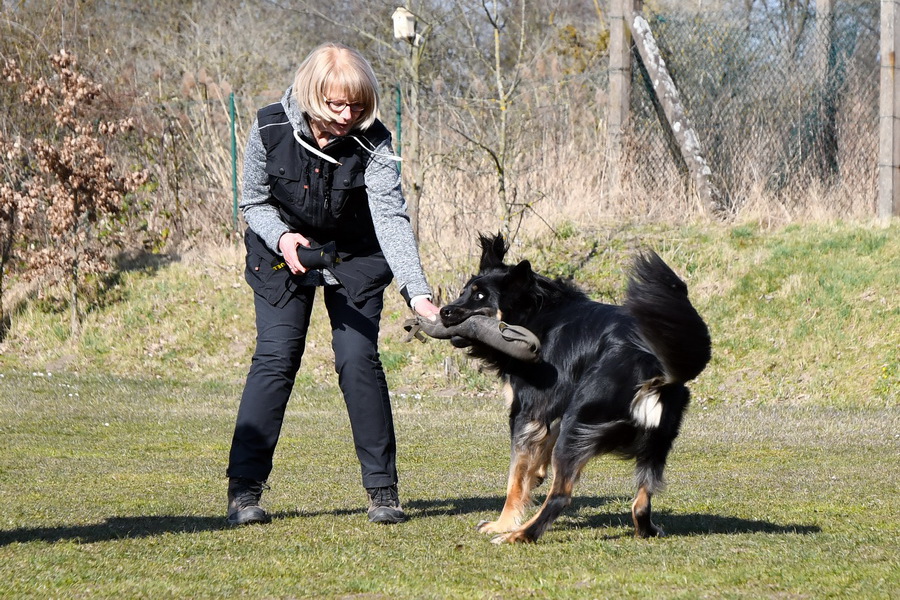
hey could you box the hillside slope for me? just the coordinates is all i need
[1,222,896,407]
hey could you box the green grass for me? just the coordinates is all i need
[0,373,897,598]
[0,221,898,598]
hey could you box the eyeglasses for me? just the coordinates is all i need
[324,97,366,114]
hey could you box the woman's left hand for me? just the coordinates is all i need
[414,298,441,321]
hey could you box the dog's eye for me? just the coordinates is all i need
[475,292,486,301]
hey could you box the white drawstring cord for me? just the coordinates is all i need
[349,135,403,162]
[293,130,341,164]
[293,129,403,164]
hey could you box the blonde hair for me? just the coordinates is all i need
[292,43,379,131]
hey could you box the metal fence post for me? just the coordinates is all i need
[395,83,402,174]
[230,92,239,231]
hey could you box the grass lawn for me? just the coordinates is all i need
[0,373,897,598]
[0,221,897,598]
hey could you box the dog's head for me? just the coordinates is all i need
[440,233,538,327]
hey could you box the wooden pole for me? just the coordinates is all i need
[607,0,638,191]
[408,40,422,241]
[816,0,834,81]
[627,11,722,215]
[879,0,900,220]
[816,0,838,181]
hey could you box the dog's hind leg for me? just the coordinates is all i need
[477,419,557,535]
[631,388,686,538]
[631,484,664,538]
[632,458,668,538]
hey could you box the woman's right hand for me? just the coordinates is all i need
[278,232,312,275]
[413,298,440,321]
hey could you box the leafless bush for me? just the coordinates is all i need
[0,50,148,335]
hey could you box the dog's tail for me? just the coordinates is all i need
[625,251,711,385]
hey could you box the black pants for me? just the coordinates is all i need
[227,284,397,489]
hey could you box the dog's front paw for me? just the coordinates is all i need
[476,519,515,534]
[490,530,535,544]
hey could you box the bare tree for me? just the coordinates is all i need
[442,0,546,240]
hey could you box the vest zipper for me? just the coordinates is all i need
[322,158,330,212]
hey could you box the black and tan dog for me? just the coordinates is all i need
[440,234,711,543]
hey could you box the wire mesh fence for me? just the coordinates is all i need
[626,5,879,216]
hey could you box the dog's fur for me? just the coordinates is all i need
[440,234,711,543]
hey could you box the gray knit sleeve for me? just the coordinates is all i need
[365,137,432,304]
[240,119,289,253]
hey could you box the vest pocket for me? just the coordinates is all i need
[244,231,293,307]
[265,161,307,208]
[330,167,366,218]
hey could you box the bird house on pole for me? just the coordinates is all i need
[392,7,416,42]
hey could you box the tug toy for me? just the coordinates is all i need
[403,315,541,363]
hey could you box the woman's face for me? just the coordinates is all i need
[316,86,365,138]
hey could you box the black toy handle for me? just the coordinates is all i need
[296,241,339,269]
[270,241,340,271]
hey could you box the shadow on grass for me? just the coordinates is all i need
[407,495,821,538]
[376,495,818,538]
[0,495,819,546]
[0,515,234,546]
[576,508,821,538]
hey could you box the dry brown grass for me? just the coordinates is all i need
[409,125,881,269]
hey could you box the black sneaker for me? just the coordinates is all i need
[227,477,271,525]
[366,484,407,524]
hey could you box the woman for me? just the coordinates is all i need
[226,43,439,526]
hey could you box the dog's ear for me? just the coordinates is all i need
[504,259,535,291]
[478,232,509,272]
